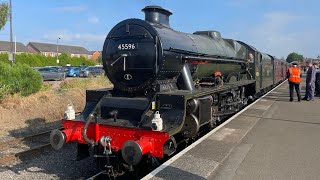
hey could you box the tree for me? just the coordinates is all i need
[96,54,102,64]
[0,2,8,30]
[286,52,303,63]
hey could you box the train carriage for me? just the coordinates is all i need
[260,53,274,91]
[273,57,287,84]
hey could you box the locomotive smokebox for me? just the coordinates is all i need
[142,5,172,27]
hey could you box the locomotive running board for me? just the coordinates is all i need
[159,79,255,98]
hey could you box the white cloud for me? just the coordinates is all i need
[42,30,106,50]
[54,5,87,13]
[232,11,320,58]
[88,16,99,24]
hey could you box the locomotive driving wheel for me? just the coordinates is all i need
[181,114,200,138]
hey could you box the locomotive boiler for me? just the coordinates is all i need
[104,6,251,94]
[50,5,287,178]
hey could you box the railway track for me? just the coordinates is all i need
[86,171,106,180]
[0,128,62,166]
[86,171,134,180]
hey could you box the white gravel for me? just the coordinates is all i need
[0,143,97,180]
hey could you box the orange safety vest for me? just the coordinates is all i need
[288,67,301,83]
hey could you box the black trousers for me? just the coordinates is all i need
[315,81,320,95]
[289,82,301,101]
[315,73,320,95]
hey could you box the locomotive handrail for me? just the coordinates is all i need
[107,34,148,40]
[111,54,128,71]
[182,55,245,64]
[166,48,246,64]
[111,54,128,66]
[167,48,205,56]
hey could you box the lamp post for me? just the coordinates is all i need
[56,37,60,64]
[9,0,14,66]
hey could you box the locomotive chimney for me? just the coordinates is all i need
[142,6,172,27]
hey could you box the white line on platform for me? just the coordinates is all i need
[142,80,286,180]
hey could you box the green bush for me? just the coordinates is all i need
[0,84,9,100]
[0,53,9,64]
[0,61,42,97]
[0,52,97,100]
[0,53,96,67]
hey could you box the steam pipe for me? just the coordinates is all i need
[82,114,95,145]
[181,64,195,91]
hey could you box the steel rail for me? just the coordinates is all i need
[0,127,63,166]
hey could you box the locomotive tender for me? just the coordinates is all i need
[50,6,288,177]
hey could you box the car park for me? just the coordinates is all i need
[79,65,88,70]
[37,67,66,81]
[33,67,41,71]
[80,66,104,77]
[45,66,65,72]
[66,67,81,77]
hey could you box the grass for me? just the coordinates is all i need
[0,75,112,103]
[60,75,112,91]
[0,84,10,102]
[40,83,53,92]
[0,75,113,137]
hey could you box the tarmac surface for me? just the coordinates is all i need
[144,81,320,180]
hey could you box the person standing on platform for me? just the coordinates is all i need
[314,63,320,96]
[287,62,302,102]
[303,62,316,101]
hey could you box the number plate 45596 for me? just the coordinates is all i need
[118,43,136,50]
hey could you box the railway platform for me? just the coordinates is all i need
[143,81,320,180]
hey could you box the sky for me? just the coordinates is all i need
[0,0,319,58]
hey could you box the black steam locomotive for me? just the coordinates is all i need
[50,6,288,177]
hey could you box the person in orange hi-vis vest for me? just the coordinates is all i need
[287,62,302,102]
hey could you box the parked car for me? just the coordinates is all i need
[80,66,104,77]
[45,66,65,72]
[79,65,88,70]
[33,67,41,71]
[37,67,66,81]
[64,66,70,72]
[66,67,81,77]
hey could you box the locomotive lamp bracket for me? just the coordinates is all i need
[109,110,118,122]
